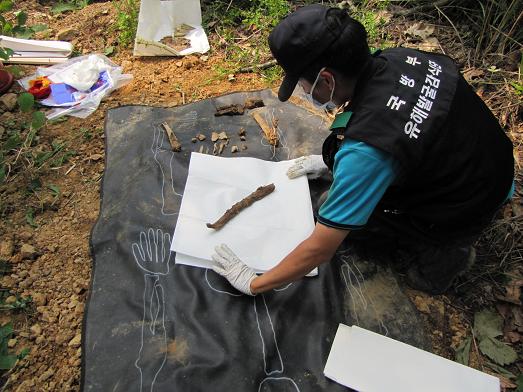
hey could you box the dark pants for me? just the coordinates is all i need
[315,192,497,293]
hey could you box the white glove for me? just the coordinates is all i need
[287,155,328,179]
[211,244,257,295]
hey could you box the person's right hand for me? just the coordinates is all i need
[286,155,328,179]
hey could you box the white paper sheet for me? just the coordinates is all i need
[0,36,73,64]
[324,324,500,392]
[0,36,73,54]
[172,153,316,273]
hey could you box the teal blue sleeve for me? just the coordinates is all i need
[507,181,515,201]
[317,138,399,229]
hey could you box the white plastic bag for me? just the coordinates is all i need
[19,54,133,119]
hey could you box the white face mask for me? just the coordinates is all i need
[305,67,336,111]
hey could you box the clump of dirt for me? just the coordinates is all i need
[159,36,191,52]
[165,338,189,365]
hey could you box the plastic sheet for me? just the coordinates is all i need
[19,54,132,119]
[83,90,429,392]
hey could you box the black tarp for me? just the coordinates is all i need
[82,90,428,392]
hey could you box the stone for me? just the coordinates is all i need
[196,134,206,141]
[231,145,239,153]
[121,60,132,70]
[89,153,103,161]
[0,237,14,258]
[68,334,81,348]
[42,312,57,324]
[17,230,33,241]
[211,132,219,142]
[30,324,42,336]
[35,335,44,344]
[56,28,78,41]
[5,296,16,304]
[32,293,47,307]
[38,368,54,382]
[15,379,35,392]
[7,338,17,348]
[412,295,431,313]
[0,93,17,111]
[67,298,78,309]
[0,111,14,121]
[55,331,73,345]
[20,244,38,260]
[19,277,34,288]
[191,137,197,143]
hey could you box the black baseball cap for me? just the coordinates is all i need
[268,5,346,102]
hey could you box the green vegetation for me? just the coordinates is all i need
[339,0,392,49]
[395,0,522,65]
[0,5,48,185]
[51,0,91,15]
[0,321,29,371]
[201,0,395,83]
[0,0,47,60]
[114,0,140,48]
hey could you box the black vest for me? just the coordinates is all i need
[322,48,514,229]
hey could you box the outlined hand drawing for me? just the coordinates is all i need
[132,228,173,392]
[135,274,167,392]
[205,269,300,392]
[132,228,173,275]
[151,126,182,215]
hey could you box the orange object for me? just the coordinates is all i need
[28,76,52,99]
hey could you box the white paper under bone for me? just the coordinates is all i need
[172,153,316,274]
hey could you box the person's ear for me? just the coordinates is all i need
[320,70,335,89]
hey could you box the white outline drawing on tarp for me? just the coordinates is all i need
[132,228,173,392]
[152,126,183,216]
[338,250,388,336]
[205,270,300,392]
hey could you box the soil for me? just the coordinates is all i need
[0,1,521,391]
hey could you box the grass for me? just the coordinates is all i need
[114,0,140,48]
[51,0,91,15]
[202,0,396,83]
[394,0,522,67]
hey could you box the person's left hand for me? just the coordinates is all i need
[211,244,257,295]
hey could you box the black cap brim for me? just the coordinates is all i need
[278,73,299,102]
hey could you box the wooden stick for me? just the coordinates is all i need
[252,112,278,146]
[206,184,275,230]
[237,60,277,73]
[160,122,182,152]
